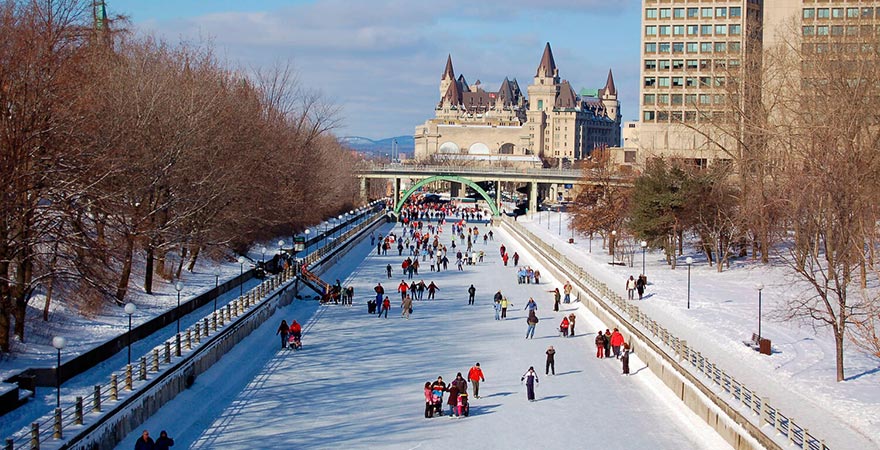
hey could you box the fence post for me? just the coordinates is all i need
[760,396,769,424]
[152,349,159,372]
[110,374,118,401]
[5,438,13,450]
[194,324,200,344]
[203,318,209,336]
[164,342,171,363]
[53,408,62,439]
[93,385,101,412]
[139,356,147,380]
[30,422,39,450]
[802,428,810,450]
[213,312,219,330]
[125,365,133,390]
[75,396,83,425]
[186,330,192,350]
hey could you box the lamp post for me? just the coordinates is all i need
[756,283,764,339]
[278,239,285,257]
[52,336,66,408]
[212,267,221,314]
[304,228,311,254]
[337,215,343,238]
[237,256,245,298]
[558,208,562,235]
[259,246,266,264]
[640,240,648,275]
[685,257,693,309]
[610,230,617,264]
[175,282,183,334]
[124,303,136,365]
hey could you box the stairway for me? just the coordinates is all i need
[299,264,331,301]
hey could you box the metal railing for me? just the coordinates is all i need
[3,211,387,450]
[500,216,829,450]
[355,162,586,179]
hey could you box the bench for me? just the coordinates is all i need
[743,333,772,355]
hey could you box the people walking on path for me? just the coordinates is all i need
[610,328,625,358]
[499,244,506,257]
[521,367,539,401]
[276,320,289,349]
[467,284,476,305]
[135,430,155,450]
[526,310,539,339]
[513,252,519,266]
[427,281,439,300]
[502,253,509,266]
[626,275,636,300]
[155,431,174,450]
[568,313,576,337]
[621,343,631,375]
[468,363,485,398]
[379,296,391,318]
[401,295,413,319]
[559,317,570,337]
[595,331,606,358]
[636,274,646,300]
[604,329,613,358]
[545,346,556,375]
[549,288,561,312]
[563,281,573,303]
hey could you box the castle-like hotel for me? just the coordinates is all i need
[414,43,622,166]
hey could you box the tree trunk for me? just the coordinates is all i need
[835,324,845,382]
[0,296,10,352]
[43,277,54,321]
[144,244,154,295]
[186,246,200,272]
[175,245,187,280]
[116,236,135,303]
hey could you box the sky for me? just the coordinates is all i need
[107,0,643,139]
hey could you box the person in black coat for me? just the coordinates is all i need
[155,430,174,450]
[134,430,155,450]
[467,285,476,305]
[521,366,539,401]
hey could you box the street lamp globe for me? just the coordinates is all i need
[756,283,764,291]
[640,240,647,249]
[124,302,137,315]
[52,336,67,350]
[304,229,311,235]
[175,281,183,292]
[338,215,343,220]
[685,257,693,265]
[237,256,245,265]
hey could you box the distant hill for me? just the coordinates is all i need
[340,135,414,157]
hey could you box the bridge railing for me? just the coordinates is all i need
[354,162,585,178]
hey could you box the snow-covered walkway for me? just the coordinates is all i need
[116,221,729,449]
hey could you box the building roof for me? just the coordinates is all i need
[600,69,617,96]
[535,42,558,78]
[442,54,455,80]
[458,74,469,92]
[555,81,578,109]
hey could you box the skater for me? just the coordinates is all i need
[401,295,413,319]
[549,288,561,312]
[568,313,576,337]
[155,430,174,450]
[604,329,613,358]
[427,281,439,300]
[521,367,539,401]
[626,275,636,300]
[501,296,509,319]
[524,297,538,312]
[621,343,631,375]
[276,320,289,349]
[563,281,572,303]
[467,284,476,305]
[499,244,506,256]
[424,382,435,418]
[636,274,647,300]
[513,252,519,266]
[398,280,408,301]
[534,269,541,284]
[380,296,391,318]
[417,280,426,300]
[468,363,485,398]
[611,328,625,358]
[488,230,494,241]
[502,253,509,266]
[432,377,447,416]
[288,320,302,349]
[559,316,570,337]
[386,264,392,279]
[595,331,606,358]
[452,372,468,394]
[446,381,461,417]
[494,299,502,320]
[545,346,556,375]
[135,430,155,450]
[526,310,539,339]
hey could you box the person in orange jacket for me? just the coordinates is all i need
[610,328,625,358]
[467,363,486,399]
[559,316,570,337]
[398,280,409,300]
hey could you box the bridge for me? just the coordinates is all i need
[355,163,589,216]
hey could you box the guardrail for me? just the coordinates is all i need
[3,210,387,450]
[500,216,829,450]
[355,163,585,178]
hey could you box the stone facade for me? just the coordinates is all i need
[414,43,622,166]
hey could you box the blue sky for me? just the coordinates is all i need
[109,0,642,139]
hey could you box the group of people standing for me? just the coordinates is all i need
[595,328,631,375]
[423,364,486,419]
[625,274,648,300]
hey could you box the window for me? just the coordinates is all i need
[644,60,657,70]
[701,7,713,18]
[699,94,711,105]
[699,76,711,87]
[659,25,670,36]
[729,24,741,36]
[803,8,814,19]
[730,7,741,18]
[715,77,726,87]
[644,77,656,87]
[537,100,543,109]
[657,112,669,121]
[847,8,859,18]
[646,25,657,35]
[701,42,713,53]
[817,25,829,36]
[715,7,727,18]
[701,25,713,36]
[685,111,696,123]
[831,25,843,36]
[687,25,698,35]
[803,26,815,36]
[715,42,727,53]
[674,8,684,19]
[659,60,671,70]
[672,77,684,87]
[645,43,657,53]
[658,94,669,104]
[714,59,727,70]
[686,60,698,69]
[817,9,829,19]
[673,42,684,53]
[686,77,698,87]
[685,94,697,105]
[687,42,698,53]
[862,8,873,19]
[699,60,710,70]
[672,94,683,105]
[831,8,843,19]
[673,25,684,36]
[643,111,655,121]
[729,42,741,52]
[643,94,655,105]
[658,77,670,87]
[660,8,671,18]
[715,24,727,35]
[646,8,657,19]
[687,7,698,18]
[659,42,671,53]
[672,59,684,70]
[729,59,740,68]
[624,151,636,163]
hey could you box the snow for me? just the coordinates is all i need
[113,220,731,450]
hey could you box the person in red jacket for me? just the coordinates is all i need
[610,328,625,358]
[380,296,391,318]
[559,317,570,337]
[289,320,302,339]
[398,280,408,300]
[467,363,486,399]
[502,253,509,266]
